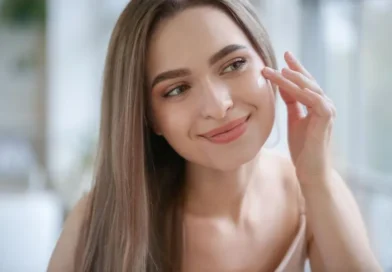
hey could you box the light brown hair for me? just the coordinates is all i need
[75,0,277,271]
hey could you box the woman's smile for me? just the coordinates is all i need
[200,115,250,144]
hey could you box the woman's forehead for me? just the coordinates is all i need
[147,6,253,76]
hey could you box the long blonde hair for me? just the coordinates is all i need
[75,0,277,271]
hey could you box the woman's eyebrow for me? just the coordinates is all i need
[151,44,247,89]
[151,68,191,89]
[208,44,247,66]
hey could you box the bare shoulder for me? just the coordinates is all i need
[47,192,91,272]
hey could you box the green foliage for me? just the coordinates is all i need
[0,0,46,27]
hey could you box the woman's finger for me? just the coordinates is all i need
[302,88,334,118]
[262,67,333,118]
[263,67,313,105]
[282,68,324,96]
[280,88,307,121]
[263,70,306,121]
[284,51,314,80]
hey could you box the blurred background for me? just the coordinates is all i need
[0,0,390,271]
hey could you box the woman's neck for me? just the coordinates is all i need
[184,149,265,223]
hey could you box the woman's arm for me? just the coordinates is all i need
[47,194,89,272]
[262,51,382,271]
[301,170,382,272]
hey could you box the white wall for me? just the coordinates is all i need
[46,0,102,206]
[0,192,62,272]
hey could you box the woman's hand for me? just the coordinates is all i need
[263,52,382,271]
[262,52,336,183]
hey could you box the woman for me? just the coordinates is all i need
[48,0,381,271]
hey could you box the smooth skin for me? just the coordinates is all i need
[48,6,381,272]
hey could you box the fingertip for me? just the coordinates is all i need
[261,68,266,77]
[281,67,291,76]
[285,51,295,62]
[262,66,274,76]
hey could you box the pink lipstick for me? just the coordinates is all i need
[200,116,249,144]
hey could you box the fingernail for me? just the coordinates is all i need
[286,51,295,61]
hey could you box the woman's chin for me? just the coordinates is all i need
[199,140,266,172]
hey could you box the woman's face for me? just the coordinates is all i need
[147,6,275,171]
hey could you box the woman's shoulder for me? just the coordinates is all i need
[47,192,91,272]
[261,149,312,239]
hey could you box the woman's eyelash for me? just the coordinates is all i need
[163,84,190,98]
[222,58,247,74]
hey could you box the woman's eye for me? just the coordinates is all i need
[222,59,247,74]
[163,85,189,98]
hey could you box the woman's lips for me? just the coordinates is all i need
[200,115,250,144]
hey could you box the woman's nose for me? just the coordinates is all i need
[200,81,233,120]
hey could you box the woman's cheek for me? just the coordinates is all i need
[159,105,191,137]
[258,74,266,88]
[240,70,274,110]
[242,69,268,94]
